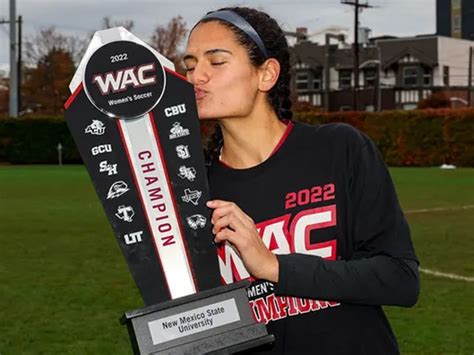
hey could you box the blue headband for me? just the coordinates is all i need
[197,10,269,59]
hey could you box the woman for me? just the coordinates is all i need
[184,7,419,354]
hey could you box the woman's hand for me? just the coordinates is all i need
[207,200,279,283]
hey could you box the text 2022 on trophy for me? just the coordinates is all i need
[64,28,273,354]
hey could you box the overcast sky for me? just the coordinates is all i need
[0,0,436,72]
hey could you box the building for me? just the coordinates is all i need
[291,34,473,111]
[437,0,474,40]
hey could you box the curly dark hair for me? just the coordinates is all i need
[192,7,293,165]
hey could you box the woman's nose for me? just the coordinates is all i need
[190,62,210,85]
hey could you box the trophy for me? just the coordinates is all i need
[64,27,273,354]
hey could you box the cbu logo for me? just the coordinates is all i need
[165,104,186,117]
[92,63,156,95]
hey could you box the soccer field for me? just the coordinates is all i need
[0,166,473,354]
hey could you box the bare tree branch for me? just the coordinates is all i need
[24,27,86,67]
[101,16,134,31]
[150,16,188,72]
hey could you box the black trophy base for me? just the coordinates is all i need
[121,281,274,354]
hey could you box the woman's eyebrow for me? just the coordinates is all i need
[183,48,233,61]
[205,48,233,56]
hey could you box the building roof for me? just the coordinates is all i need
[291,35,443,70]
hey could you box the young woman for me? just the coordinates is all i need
[184,7,419,354]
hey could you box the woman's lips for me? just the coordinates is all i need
[194,88,207,100]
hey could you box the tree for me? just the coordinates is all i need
[25,27,86,67]
[0,71,8,115]
[150,16,188,72]
[101,16,134,31]
[22,48,75,115]
[0,88,8,116]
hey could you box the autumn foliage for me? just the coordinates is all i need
[294,108,474,166]
[417,93,451,109]
[22,49,75,115]
[2,108,473,166]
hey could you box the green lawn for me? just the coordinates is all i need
[0,166,473,354]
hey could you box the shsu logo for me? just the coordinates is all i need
[85,120,105,135]
[99,161,118,175]
[92,63,156,95]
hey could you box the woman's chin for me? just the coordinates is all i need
[196,109,219,120]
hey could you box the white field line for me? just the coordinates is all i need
[404,205,474,282]
[420,268,474,282]
[405,204,474,214]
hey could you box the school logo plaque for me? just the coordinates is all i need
[64,27,273,354]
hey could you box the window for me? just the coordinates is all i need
[403,67,418,86]
[298,95,310,102]
[339,70,352,89]
[364,69,377,87]
[313,77,322,91]
[296,73,309,91]
[443,66,450,87]
[423,67,432,86]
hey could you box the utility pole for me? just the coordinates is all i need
[377,46,382,111]
[18,15,22,114]
[1,11,21,116]
[469,46,473,107]
[9,0,18,117]
[342,0,373,111]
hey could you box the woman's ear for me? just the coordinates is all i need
[258,58,281,92]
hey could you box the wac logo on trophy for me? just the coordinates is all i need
[83,40,165,119]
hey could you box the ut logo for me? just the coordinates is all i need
[124,231,143,245]
[92,63,156,95]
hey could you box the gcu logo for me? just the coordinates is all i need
[92,63,156,95]
[91,144,112,156]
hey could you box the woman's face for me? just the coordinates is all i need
[184,21,261,120]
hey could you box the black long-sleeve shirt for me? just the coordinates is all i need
[208,121,419,354]
[276,254,419,306]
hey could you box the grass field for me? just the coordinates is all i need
[0,166,473,354]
